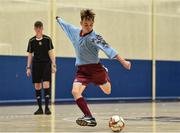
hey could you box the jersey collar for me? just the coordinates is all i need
[80,30,93,37]
[36,35,43,41]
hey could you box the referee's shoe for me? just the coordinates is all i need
[45,107,51,115]
[76,115,97,127]
[34,108,43,115]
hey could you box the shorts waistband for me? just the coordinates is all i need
[77,63,101,68]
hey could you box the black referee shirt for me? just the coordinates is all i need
[27,35,54,63]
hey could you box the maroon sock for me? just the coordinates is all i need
[76,97,92,117]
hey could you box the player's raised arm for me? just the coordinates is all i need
[56,16,80,44]
[115,54,131,70]
[92,35,131,70]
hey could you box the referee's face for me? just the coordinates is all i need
[34,27,43,37]
[81,19,94,34]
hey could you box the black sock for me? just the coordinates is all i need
[35,90,42,109]
[44,88,50,109]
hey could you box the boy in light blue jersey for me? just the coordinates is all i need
[56,9,131,127]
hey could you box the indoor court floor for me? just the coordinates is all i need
[0,101,179,132]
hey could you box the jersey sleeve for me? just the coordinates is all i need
[56,18,80,44]
[48,38,54,51]
[91,35,118,59]
[27,39,33,53]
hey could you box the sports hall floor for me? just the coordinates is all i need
[0,101,179,132]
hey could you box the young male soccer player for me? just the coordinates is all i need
[26,21,56,115]
[56,9,131,126]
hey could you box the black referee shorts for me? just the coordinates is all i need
[32,62,51,83]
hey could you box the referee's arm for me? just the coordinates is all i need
[48,50,56,73]
[26,52,33,77]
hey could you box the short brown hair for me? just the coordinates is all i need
[80,9,95,21]
[34,21,43,28]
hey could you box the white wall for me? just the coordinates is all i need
[0,0,180,61]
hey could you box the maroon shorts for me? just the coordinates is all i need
[74,63,110,86]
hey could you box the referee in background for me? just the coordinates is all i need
[26,21,56,115]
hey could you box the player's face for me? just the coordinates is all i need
[80,19,94,34]
[34,26,43,36]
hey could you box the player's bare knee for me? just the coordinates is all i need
[72,82,82,95]
[71,88,79,97]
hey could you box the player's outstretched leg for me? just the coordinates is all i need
[72,82,97,127]
[34,83,43,115]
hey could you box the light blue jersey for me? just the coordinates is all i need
[57,18,118,66]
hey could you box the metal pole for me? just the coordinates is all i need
[152,0,156,101]
[50,0,57,104]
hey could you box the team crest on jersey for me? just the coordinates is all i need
[39,41,42,46]
[91,35,109,48]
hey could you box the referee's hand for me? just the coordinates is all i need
[52,64,57,73]
[26,69,31,77]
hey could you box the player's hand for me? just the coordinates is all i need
[26,69,31,77]
[123,61,131,70]
[52,64,57,73]
[56,16,59,20]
